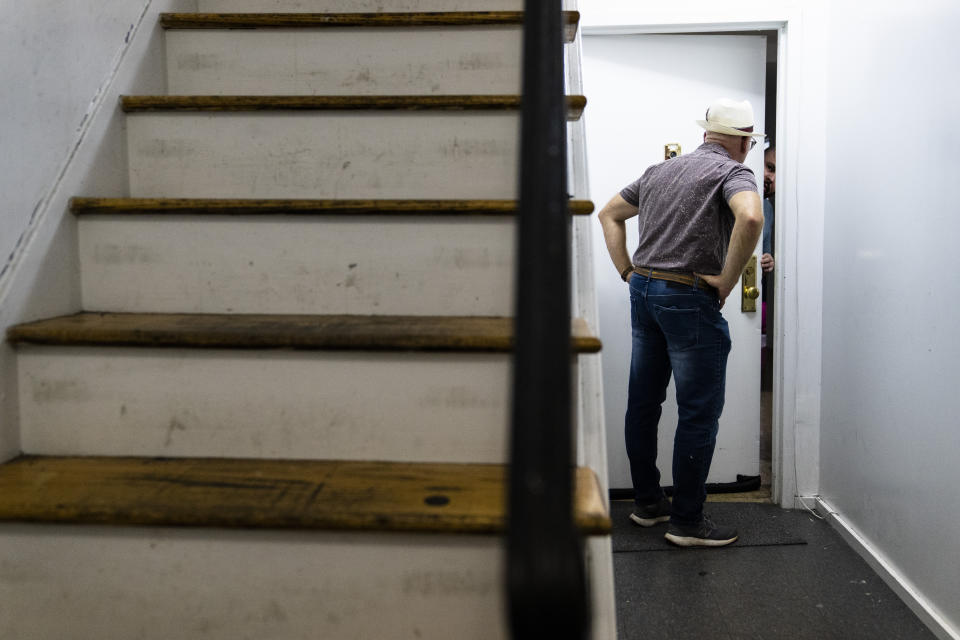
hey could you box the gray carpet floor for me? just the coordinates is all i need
[612,501,935,639]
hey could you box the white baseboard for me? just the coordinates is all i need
[814,497,959,640]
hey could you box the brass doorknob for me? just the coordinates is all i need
[741,255,759,312]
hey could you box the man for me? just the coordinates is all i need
[597,98,764,547]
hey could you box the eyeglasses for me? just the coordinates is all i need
[749,138,758,150]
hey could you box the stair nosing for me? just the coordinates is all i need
[0,455,611,535]
[159,11,579,43]
[69,197,595,217]
[7,312,603,354]
[119,95,587,120]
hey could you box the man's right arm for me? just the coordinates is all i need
[697,190,764,306]
[597,194,639,280]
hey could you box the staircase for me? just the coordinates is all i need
[0,2,612,638]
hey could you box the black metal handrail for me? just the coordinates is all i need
[507,1,588,638]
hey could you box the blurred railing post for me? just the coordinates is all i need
[507,1,588,638]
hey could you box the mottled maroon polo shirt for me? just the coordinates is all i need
[620,142,757,275]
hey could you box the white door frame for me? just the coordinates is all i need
[581,7,822,509]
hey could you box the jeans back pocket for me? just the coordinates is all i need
[652,303,700,351]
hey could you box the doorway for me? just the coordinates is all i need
[581,29,779,497]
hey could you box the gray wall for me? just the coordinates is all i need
[819,0,960,631]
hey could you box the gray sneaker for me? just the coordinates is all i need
[664,515,738,547]
[629,496,671,527]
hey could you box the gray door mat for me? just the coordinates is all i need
[611,500,807,552]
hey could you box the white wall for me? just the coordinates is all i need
[1,2,152,286]
[0,0,197,461]
[819,0,960,634]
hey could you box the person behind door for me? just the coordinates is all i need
[761,143,776,335]
[762,143,776,275]
[597,98,764,547]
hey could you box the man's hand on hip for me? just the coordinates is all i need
[695,273,735,309]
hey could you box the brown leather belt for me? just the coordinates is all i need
[633,267,718,296]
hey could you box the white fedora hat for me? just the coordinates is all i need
[696,98,764,138]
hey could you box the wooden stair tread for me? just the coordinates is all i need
[7,312,602,353]
[70,197,594,217]
[160,11,580,43]
[0,455,611,534]
[120,95,587,120]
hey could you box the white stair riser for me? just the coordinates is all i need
[0,524,506,640]
[79,215,516,315]
[167,27,522,96]
[19,346,536,462]
[198,0,523,11]
[128,112,519,199]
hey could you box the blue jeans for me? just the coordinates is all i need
[625,272,731,526]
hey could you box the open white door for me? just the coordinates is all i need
[582,34,766,490]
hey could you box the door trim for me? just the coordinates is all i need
[582,7,823,509]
